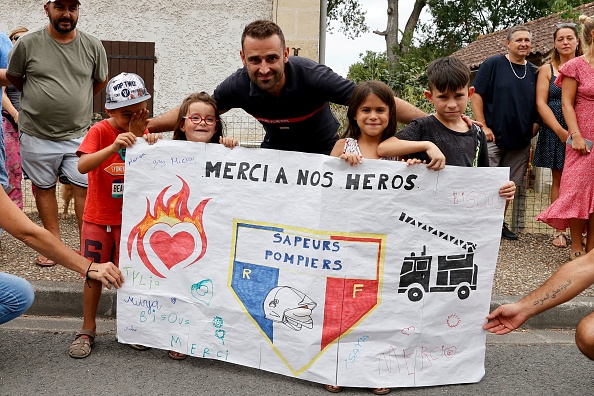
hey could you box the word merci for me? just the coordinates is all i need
[205,161,419,191]
[377,344,457,375]
[187,343,229,361]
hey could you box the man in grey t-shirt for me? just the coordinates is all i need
[7,0,108,266]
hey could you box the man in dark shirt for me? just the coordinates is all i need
[471,26,538,240]
[149,20,426,155]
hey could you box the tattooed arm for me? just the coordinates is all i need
[484,250,594,334]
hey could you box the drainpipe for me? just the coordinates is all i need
[319,0,327,64]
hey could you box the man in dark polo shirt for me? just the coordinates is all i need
[149,20,426,154]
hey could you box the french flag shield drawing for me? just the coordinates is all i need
[229,221,385,375]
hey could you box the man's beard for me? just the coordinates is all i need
[50,16,77,33]
[252,70,283,92]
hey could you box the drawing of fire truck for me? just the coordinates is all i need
[397,212,479,302]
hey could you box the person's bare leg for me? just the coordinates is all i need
[569,218,586,258]
[72,185,87,236]
[81,278,102,333]
[585,214,594,253]
[550,169,567,247]
[551,169,562,204]
[575,310,594,360]
[34,187,60,265]
[69,278,101,358]
[35,187,60,238]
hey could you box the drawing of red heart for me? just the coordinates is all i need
[401,326,415,336]
[149,230,195,270]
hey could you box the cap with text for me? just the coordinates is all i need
[105,72,151,110]
[45,0,81,4]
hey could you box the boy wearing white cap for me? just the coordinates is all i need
[68,72,159,359]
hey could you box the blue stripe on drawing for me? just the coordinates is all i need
[237,223,284,233]
[231,261,279,342]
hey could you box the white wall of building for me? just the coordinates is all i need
[0,0,272,116]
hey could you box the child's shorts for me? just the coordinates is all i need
[81,221,121,266]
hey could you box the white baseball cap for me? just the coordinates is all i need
[105,72,151,110]
[46,0,81,4]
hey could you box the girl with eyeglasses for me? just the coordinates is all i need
[173,91,237,147]
[164,92,236,361]
[533,22,582,250]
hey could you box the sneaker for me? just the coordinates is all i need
[502,223,518,240]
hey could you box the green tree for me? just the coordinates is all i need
[338,0,590,113]
[328,0,589,62]
[327,1,430,62]
[347,51,389,82]
[421,0,589,54]
[327,0,369,39]
[372,0,428,63]
[347,49,433,112]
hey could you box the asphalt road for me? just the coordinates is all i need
[0,317,591,396]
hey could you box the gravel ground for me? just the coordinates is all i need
[0,213,592,297]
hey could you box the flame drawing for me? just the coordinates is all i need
[127,176,210,278]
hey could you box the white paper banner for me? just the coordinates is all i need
[117,140,507,388]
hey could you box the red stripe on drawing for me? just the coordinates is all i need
[321,278,378,351]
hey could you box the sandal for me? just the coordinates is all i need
[323,384,343,393]
[130,344,150,351]
[168,350,187,360]
[34,256,56,267]
[552,232,567,248]
[570,251,584,261]
[68,330,95,359]
[372,388,391,395]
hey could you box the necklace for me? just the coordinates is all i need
[507,56,527,79]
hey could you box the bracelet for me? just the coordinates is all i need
[570,131,581,137]
[85,261,98,288]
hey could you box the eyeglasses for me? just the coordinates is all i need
[183,114,217,125]
[556,22,577,29]
[11,35,20,41]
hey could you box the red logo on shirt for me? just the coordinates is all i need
[104,163,125,176]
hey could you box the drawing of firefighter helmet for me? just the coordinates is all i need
[263,286,317,331]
